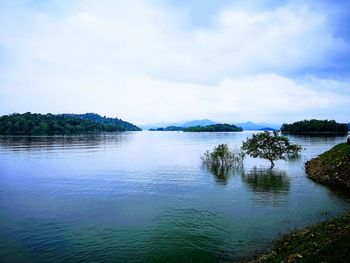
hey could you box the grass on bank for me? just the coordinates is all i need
[248,212,350,263]
[305,143,350,189]
[315,143,350,165]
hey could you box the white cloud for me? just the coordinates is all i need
[2,70,349,124]
[0,0,349,123]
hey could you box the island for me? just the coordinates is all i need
[183,124,243,132]
[0,112,141,135]
[149,126,184,131]
[281,119,349,135]
[149,123,243,132]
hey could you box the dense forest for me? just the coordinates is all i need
[183,124,243,132]
[281,119,349,135]
[62,113,141,131]
[0,113,141,135]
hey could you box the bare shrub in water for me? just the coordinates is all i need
[201,144,245,168]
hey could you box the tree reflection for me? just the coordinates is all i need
[241,168,290,192]
[0,133,130,153]
[241,167,290,206]
[209,166,231,185]
[206,166,244,185]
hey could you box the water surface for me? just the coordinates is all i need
[0,131,349,262]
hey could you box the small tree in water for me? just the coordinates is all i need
[242,131,301,169]
[201,144,245,168]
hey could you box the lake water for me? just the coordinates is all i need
[0,131,349,262]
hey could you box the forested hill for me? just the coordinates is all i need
[281,119,348,135]
[0,113,141,135]
[62,113,141,131]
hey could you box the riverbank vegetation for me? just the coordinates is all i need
[0,112,141,135]
[281,119,349,135]
[305,143,350,189]
[248,212,350,263]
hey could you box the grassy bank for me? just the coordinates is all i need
[305,143,350,189]
[247,212,350,263]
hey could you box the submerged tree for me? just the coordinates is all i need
[242,131,301,169]
[201,144,245,168]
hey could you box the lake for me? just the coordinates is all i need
[0,131,349,262]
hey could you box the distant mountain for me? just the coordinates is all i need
[141,119,280,131]
[234,121,280,131]
[149,126,184,131]
[259,127,276,131]
[140,119,217,130]
[62,113,141,131]
[184,124,242,132]
[139,122,180,130]
[182,119,217,127]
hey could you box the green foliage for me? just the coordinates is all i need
[242,131,301,168]
[0,112,141,135]
[305,143,350,189]
[317,143,350,165]
[201,144,245,168]
[281,119,349,134]
[184,124,242,132]
[62,113,141,131]
[259,213,350,263]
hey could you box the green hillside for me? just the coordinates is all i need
[0,112,141,135]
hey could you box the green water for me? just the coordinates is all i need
[0,131,349,262]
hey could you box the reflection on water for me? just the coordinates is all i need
[241,168,290,206]
[241,168,290,193]
[0,133,130,153]
[0,132,349,263]
[208,165,291,206]
[206,166,241,185]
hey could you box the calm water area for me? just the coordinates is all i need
[0,131,349,262]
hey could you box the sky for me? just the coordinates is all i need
[0,0,349,125]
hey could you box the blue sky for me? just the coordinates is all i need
[0,0,349,124]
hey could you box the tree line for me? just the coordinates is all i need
[183,124,242,132]
[62,113,141,131]
[281,119,348,135]
[150,124,243,132]
[0,113,141,135]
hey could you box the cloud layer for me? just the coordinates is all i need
[0,0,349,124]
